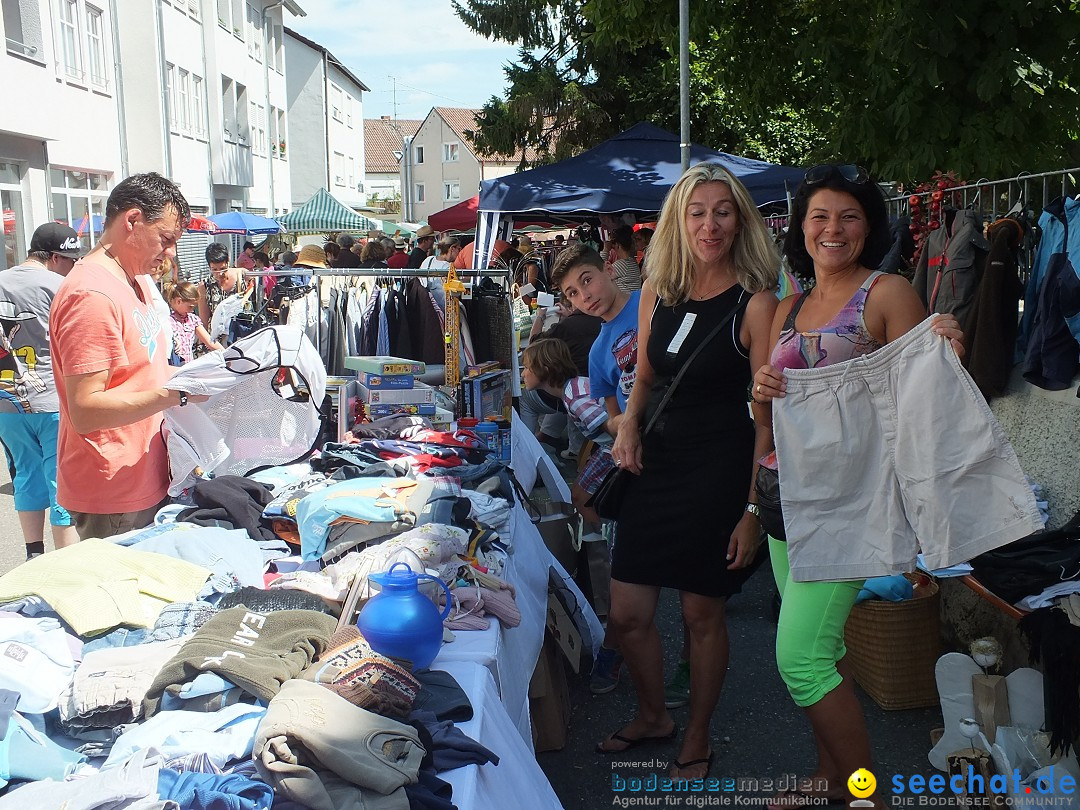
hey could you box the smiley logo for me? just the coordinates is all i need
[848,769,876,798]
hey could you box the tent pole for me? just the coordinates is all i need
[679,0,690,172]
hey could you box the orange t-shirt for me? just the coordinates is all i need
[50,260,170,514]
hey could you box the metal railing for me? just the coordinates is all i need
[885,168,1080,222]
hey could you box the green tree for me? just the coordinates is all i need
[456,0,1080,180]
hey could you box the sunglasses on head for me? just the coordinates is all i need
[804,164,869,185]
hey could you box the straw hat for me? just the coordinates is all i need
[294,244,329,269]
[415,224,435,239]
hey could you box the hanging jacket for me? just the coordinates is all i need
[911,208,989,326]
[963,217,1026,400]
[405,277,445,365]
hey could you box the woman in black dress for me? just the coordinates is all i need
[598,163,780,779]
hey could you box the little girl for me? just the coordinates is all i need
[168,281,223,364]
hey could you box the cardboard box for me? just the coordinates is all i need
[363,402,437,418]
[345,356,426,376]
[461,369,511,420]
[546,591,582,673]
[359,380,435,405]
[530,633,571,753]
[357,371,415,389]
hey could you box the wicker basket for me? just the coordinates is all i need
[843,573,941,710]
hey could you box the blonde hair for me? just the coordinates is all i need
[645,162,779,304]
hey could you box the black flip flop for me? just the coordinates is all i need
[670,749,714,778]
[594,722,678,754]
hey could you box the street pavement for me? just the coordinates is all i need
[0,463,29,576]
[534,454,944,809]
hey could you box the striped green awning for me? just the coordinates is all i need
[278,188,379,233]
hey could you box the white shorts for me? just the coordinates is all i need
[773,316,1043,582]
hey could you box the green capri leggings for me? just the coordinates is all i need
[770,536,865,708]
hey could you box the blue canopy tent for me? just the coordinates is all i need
[473,122,804,266]
[208,211,285,235]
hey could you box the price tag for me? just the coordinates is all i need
[518,283,536,298]
[666,312,697,357]
[537,291,555,307]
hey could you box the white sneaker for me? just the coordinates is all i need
[560,449,577,461]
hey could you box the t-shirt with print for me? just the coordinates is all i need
[50,260,170,514]
[0,262,63,414]
[588,290,640,413]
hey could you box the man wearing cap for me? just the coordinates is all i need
[387,237,409,270]
[407,225,436,269]
[0,223,83,557]
[50,172,202,539]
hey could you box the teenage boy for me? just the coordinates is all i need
[549,242,639,695]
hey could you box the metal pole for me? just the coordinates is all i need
[679,0,690,172]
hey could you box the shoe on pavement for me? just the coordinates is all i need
[590,646,624,694]
[664,658,691,708]
[559,449,577,461]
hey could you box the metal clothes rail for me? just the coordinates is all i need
[885,167,1080,221]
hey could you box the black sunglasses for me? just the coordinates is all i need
[804,164,869,185]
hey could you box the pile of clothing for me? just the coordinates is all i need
[0,411,520,809]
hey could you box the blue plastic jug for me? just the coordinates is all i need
[356,562,452,670]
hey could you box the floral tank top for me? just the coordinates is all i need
[761,271,885,469]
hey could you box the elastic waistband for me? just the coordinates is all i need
[783,316,939,387]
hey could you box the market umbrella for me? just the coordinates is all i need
[208,211,285,235]
[185,214,218,233]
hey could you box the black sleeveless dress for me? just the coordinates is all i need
[612,284,760,597]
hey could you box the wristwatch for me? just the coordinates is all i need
[177,390,188,407]
[745,502,761,518]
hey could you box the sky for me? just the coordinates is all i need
[288,0,519,121]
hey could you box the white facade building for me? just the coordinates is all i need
[284,27,367,210]
[0,0,305,272]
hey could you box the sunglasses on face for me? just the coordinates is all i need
[804,164,869,185]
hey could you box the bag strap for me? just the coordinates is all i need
[642,294,748,437]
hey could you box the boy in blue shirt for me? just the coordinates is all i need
[549,243,643,695]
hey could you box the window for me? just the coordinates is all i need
[221,76,236,141]
[216,0,228,27]
[178,69,190,132]
[347,156,354,188]
[255,104,266,156]
[442,142,459,162]
[186,0,199,20]
[246,3,261,61]
[415,184,425,203]
[230,0,242,37]
[49,168,110,252]
[167,63,177,131]
[333,152,345,186]
[330,84,343,122]
[0,162,27,272]
[192,75,206,138]
[345,95,352,128]
[235,82,248,143]
[58,0,81,79]
[268,106,277,155]
[276,109,286,158]
[443,182,460,201]
[3,0,44,61]
[414,145,424,164]
[86,5,105,87]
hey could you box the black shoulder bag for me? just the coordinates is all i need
[586,296,748,521]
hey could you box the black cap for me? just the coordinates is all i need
[29,223,83,258]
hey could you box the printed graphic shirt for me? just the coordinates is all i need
[589,290,640,412]
[0,263,63,413]
[51,260,170,513]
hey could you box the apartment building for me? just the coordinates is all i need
[0,0,305,272]
[364,115,420,213]
[284,27,367,211]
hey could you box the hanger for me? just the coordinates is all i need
[1006,172,1029,216]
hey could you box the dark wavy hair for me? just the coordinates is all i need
[783,166,890,279]
[105,172,190,227]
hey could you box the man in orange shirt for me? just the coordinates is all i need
[50,173,202,540]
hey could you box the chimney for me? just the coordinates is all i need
[381,115,390,121]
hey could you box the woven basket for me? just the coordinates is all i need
[843,573,941,710]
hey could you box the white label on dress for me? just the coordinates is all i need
[666,312,697,356]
